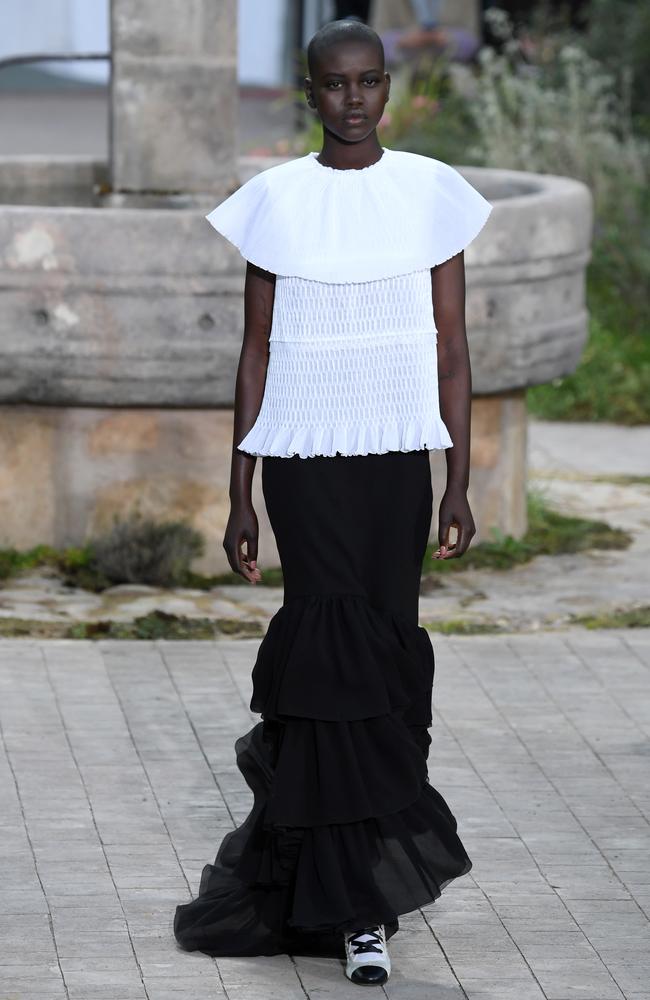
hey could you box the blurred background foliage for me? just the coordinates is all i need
[282,0,650,424]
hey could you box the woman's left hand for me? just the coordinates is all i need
[434,486,476,559]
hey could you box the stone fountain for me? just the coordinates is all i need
[0,0,592,573]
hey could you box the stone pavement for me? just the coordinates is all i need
[1,629,649,1000]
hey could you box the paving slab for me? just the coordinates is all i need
[1,630,649,998]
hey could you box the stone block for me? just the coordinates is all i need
[431,391,528,542]
[0,405,276,575]
[0,392,526,575]
[112,0,236,58]
[110,0,237,194]
[111,61,237,195]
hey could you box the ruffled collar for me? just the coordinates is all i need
[306,148,389,174]
[206,146,492,283]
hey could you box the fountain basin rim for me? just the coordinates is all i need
[0,154,591,212]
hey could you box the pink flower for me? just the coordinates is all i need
[411,95,440,113]
[379,111,392,128]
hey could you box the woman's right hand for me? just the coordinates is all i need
[223,501,262,584]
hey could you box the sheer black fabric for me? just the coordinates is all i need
[173,450,471,958]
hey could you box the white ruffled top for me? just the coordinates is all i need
[205,147,493,458]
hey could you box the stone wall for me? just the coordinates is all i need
[0,159,592,568]
[0,397,526,574]
[0,166,591,406]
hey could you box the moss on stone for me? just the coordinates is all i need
[0,611,264,641]
[424,620,507,635]
[570,606,650,629]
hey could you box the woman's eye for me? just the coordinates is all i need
[325,79,379,89]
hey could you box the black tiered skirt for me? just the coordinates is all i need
[173,448,471,958]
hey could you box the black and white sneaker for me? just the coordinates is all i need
[344,924,391,985]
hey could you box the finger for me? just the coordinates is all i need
[243,538,264,584]
[243,555,262,584]
[453,523,471,558]
[457,520,477,558]
[438,519,452,549]
[439,523,462,559]
[435,519,452,559]
[238,538,256,582]
[223,542,241,577]
[242,538,262,584]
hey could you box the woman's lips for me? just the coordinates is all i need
[344,113,367,123]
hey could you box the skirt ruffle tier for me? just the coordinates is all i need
[173,451,471,958]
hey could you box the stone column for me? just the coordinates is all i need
[110,0,238,198]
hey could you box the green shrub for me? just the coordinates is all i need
[468,19,648,214]
[583,0,650,121]
[528,315,650,423]
[89,513,204,587]
[463,7,650,422]
[0,544,49,579]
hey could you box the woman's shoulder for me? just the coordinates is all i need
[383,146,463,172]
[382,147,487,194]
[240,152,317,187]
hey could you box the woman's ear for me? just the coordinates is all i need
[304,78,316,109]
[385,71,391,103]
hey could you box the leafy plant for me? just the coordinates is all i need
[583,0,650,122]
[462,6,650,422]
[89,512,204,587]
[468,13,648,214]
[528,315,650,423]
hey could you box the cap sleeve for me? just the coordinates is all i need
[424,157,493,264]
[205,169,271,264]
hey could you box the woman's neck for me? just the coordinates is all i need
[316,134,385,171]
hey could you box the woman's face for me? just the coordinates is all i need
[306,41,390,142]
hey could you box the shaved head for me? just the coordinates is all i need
[307,19,385,79]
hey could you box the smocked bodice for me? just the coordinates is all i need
[204,147,493,457]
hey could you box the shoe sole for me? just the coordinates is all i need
[349,967,389,986]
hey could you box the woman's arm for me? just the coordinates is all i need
[223,261,276,583]
[431,251,476,559]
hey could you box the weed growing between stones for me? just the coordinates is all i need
[570,606,650,629]
[0,611,264,641]
[424,620,506,636]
